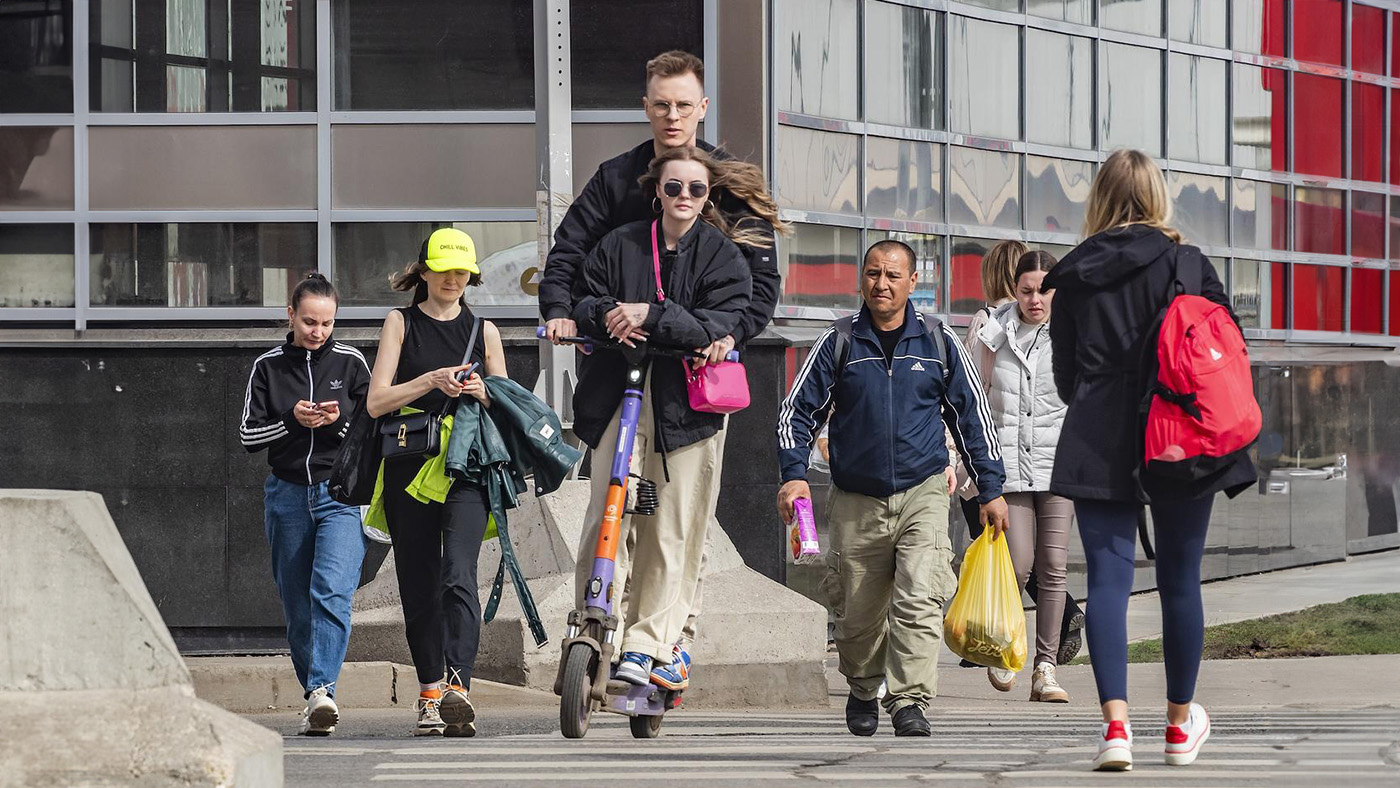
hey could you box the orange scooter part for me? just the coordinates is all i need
[594,482,628,561]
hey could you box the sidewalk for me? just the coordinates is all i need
[1124,548,1399,642]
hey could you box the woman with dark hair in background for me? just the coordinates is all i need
[955,241,1085,669]
[365,228,508,738]
[239,273,371,736]
[977,251,1073,703]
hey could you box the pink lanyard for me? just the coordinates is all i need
[649,220,666,303]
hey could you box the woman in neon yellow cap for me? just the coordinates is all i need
[365,227,507,737]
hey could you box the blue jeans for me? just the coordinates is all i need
[264,475,367,697]
[1075,496,1214,706]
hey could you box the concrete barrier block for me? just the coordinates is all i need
[0,687,282,788]
[0,490,283,787]
[0,490,188,692]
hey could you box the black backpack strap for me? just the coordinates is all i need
[831,315,855,378]
[919,312,954,383]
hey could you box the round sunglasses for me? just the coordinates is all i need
[662,180,709,199]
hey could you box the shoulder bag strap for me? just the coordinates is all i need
[650,219,666,302]
[439,315,482,416]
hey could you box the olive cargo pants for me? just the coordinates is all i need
[821,472,957,714]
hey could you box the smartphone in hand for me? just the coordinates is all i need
[454,361,481,384]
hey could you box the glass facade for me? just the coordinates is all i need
[769,0,1400,341]
[0,0,707,321]
[1,0,1398,344]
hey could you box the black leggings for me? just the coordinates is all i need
[382,458,491,688]
[960,497,1084,630]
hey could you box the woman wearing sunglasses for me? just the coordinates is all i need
[568,145,783,690]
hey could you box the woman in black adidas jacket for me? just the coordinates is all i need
[239,273,370,737]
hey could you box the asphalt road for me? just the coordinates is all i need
[256,703,1400,787]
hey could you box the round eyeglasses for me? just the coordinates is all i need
[648,100,700,119]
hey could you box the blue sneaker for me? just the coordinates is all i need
[615,652,653,685]
[650,646,690,691]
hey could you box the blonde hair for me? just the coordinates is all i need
[642,146,791,248]
[980,240,1026,303]
[1083,149,1183,243]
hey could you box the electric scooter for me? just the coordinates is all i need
[537,327,721,739]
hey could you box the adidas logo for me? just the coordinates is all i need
[911,361,926,371]
[330,379,344,390]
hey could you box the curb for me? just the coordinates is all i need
[188,656,404,713]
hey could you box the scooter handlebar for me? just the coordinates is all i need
[535,326,738,362]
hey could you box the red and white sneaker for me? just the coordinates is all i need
[1164,703,1211,766]
[1093,719,1134,771]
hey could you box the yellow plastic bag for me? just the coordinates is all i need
[943,529,1027,672]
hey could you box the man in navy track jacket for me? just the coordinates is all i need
[776,240,1008,738]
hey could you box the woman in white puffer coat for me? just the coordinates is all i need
[977,250,1074,704]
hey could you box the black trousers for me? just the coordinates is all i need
[383,458,491,687]
[960,497,1084,628]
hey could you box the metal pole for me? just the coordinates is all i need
[535,0,577,425]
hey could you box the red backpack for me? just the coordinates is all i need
[1143,249,1262,479]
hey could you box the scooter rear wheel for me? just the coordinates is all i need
[629,713,664,739]
[560,642,596,739]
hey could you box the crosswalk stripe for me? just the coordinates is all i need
[370,772,800,782]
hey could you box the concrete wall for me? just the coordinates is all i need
[0,328,1394,648]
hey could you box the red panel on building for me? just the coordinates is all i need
[1351,268,1384,334]
[1294,0,1345,66]
[1353,83,1385,183]
[1271,262,1289,330]
[1352,4,1386,75]
[1292,264,1345,332]
[1294,75,1344,178]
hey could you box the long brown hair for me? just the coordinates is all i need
[641,146,790,248]
[980,240,1026,304]
[1082,149,1183,243]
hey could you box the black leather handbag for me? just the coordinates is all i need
[328,403,379,505]
[378,313,480,461]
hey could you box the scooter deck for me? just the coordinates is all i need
[602,677,677,718]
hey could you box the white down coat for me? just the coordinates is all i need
[977,302,1066,493]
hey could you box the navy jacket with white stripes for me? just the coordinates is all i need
[239,335,372,485]
[776,303,1006,503]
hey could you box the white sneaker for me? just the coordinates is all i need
[987,666,1017,692]
[1093,720,1133,771]
[440,684,477,738]
[415,692,446,736]
[1029,663,1069,703]
[300,686,338,736]
[1164,703,1211,766]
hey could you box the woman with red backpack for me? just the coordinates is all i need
[1043,150,1257,772]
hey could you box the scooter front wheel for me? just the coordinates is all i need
[629,713,663,739]
[559,642,597,739]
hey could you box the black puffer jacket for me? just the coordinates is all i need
[1043,224,1257,503]
[570,218,751,452]
[539,139,779,346]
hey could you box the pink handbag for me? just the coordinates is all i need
[686,357,751,414]
[650,221,751,414]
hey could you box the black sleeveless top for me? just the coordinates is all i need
[393,304,486,413]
